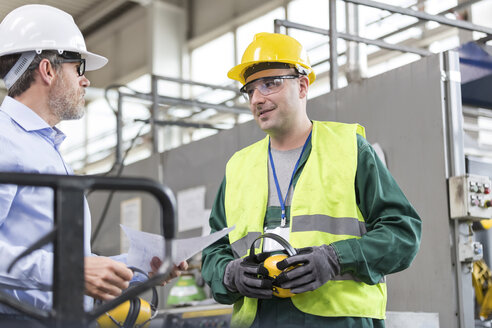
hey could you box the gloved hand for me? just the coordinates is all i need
[275,244,340,294]
[223,252,273,299]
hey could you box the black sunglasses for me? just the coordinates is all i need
[58,52,86,76]
[28,51,86,76]
[58,58,86,76]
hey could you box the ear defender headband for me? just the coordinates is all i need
[249,233,298,298]
[249,233,297,257]
[127,267,158,311]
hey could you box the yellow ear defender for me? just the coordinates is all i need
[96,267,158,328]
[249,233,298,298]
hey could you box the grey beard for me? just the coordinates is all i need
[49,96,85,121]
[48,79,85,121]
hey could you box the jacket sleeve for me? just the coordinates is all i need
[331,136,422,285]
[201,177,242,304]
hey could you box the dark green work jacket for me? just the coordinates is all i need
[202,130,422,328]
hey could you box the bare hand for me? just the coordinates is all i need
[85,256,133,301]
[149,256,188,286]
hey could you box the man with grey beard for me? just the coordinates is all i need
[0,4,186,327]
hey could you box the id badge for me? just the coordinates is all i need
[262,226,290,252]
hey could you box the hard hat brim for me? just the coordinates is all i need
[82,51,108,71]
[228,60,315,85]
[0,48,108,71]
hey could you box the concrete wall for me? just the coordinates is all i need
[307,54,456,327]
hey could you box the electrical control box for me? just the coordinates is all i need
[449,174,492,220]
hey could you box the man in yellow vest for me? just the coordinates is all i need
[202,32,422,328]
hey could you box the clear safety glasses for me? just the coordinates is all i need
[240,75,299,102]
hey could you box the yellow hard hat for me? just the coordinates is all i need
[228,32,316,85]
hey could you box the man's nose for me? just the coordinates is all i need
[80,75,90,87]
[249,88,266,105]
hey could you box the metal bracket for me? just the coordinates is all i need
[440,70,462,83]
[458,241,483,263]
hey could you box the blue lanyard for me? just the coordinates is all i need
[268,131,312,227]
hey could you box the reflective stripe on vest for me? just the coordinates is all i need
[230,232,262,258]
[225,121,387,327]
[292,215,367,236]
[230,216,367,258]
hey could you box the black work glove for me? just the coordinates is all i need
[223,252,273,299]
[275,244,340,294]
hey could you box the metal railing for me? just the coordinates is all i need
[112,74,249,164]
[0,172,176,328]
[274,0,492,91]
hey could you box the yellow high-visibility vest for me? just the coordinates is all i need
[224,121,386,327]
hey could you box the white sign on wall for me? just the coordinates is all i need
[120,197,142,253]
[177,186,211,233]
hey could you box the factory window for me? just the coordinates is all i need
[190,32,240,141]
[191,32,235,99]
[236,7,286,65]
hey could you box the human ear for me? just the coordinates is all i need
[298,76,309,99]
[37,59,56,85]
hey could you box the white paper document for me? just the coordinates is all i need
[121,225,234,272]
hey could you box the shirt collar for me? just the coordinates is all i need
[1,96,67,148]
[1,96,51,131]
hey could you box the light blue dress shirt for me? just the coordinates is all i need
[0,96,106,313]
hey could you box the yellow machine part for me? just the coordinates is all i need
[481,219,492,230]
[472,259,492,320]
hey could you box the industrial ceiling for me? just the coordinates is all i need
[0,0,141,36]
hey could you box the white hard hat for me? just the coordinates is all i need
[0,4,107,71]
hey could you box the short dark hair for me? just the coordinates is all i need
[0,51,62,98]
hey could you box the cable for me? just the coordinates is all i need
[104,84,145,115]
[90,122,147,244]
[91,83,152,180]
